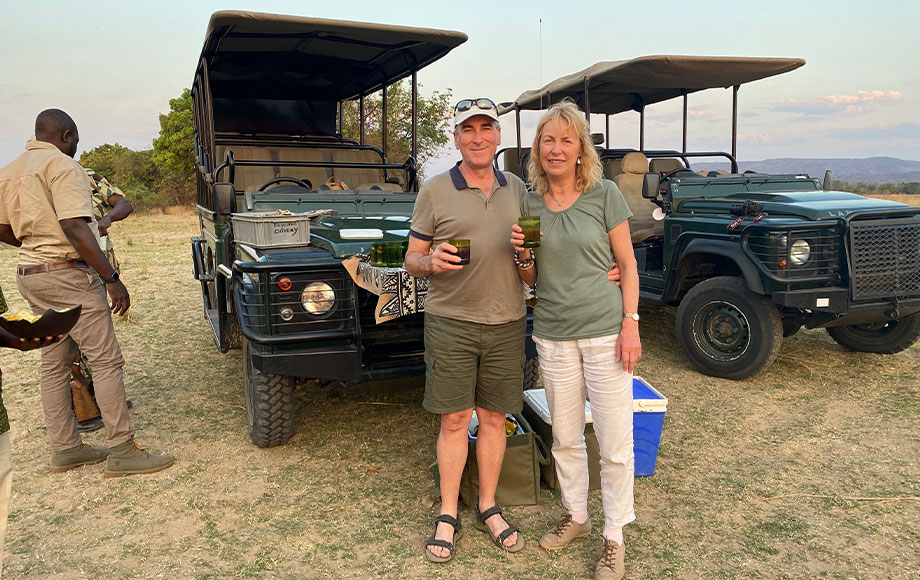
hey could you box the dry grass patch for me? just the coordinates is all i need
[0,213,917,579]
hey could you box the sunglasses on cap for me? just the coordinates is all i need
[454,98,497,113]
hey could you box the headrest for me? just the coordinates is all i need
[648,158,684,174]
[591,133,605,145]
[621,152,649,175]
[603,159,623,179]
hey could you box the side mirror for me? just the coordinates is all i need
[642,173,661,199]
[213,182,236,215]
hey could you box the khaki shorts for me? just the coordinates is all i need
[423,313,526,415]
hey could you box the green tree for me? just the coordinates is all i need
[152,88,195,197]
[341,80,452,179]
[80,144,162,209]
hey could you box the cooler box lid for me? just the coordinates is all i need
[522,376,668,426]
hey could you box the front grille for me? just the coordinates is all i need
[239,270,355,336]
[850,219,920,300]
[356,288,425,362]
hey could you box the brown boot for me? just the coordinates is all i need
[50,443,109,473]
[595,538,625,580]
[539,513,592,550]
[104,439,174,478]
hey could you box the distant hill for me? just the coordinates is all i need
[693,157,920,183]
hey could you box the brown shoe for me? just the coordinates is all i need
[104,439,174,478]
[50,443,109,473]
[539,513,592,551]
[595,538,625,580]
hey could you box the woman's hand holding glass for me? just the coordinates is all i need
[509,224,533,259]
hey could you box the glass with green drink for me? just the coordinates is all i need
[518,216,541,248]
[386,241,404,267]
[449,239,470,265]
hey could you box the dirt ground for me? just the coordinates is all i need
[0,210,917,579]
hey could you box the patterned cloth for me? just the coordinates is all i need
[342,254,429,324]
[342,254,534,324]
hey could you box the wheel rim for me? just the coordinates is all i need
[692,300,750,362]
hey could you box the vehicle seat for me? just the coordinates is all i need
[613,152,662,243]
[275,148,329,190]
[214,145,277,191]
[331,149,387,190]
[603,158,623,181]
[648,158,684,174]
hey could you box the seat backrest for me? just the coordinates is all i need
[274,148,329,191]
[603,158,623,181]
[613,152,663,242]
[214,145,277,192]
[331,149,385,190]
[648,158,684,174]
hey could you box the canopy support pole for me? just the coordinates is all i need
[605,114,610,149]
[338,101,343,135]
[682,91,688,153]
[382,85,388,161]
[584,77,591,121]
[732,85,739,161]
[359,96,365,145]
[411,71,418,160]
[639,104,645,151]
[515,106,522,164]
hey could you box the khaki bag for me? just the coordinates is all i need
[324,176,349,190]
[431,413,549,506]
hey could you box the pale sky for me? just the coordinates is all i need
[1,0,918,175]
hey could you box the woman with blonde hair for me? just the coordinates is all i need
[511,99,641,580]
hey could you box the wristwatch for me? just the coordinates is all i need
[623,312,640,322]
[102,271,120,284]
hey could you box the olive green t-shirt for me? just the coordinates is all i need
[521,179,632,340]
[410,163,527,324]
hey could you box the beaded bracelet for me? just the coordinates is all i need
[514,250,535,269]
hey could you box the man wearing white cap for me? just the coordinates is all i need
[405,98,528,562]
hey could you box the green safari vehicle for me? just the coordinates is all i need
[188,11,539,446]
[499,56,920,380]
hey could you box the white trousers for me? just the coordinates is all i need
[534,334,636,529]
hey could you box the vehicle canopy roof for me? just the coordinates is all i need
[499,55,805,115]
[197,11,467,135]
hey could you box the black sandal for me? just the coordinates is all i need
[424,514,462,563]
[474,504,525,553]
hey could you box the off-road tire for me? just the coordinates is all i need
[243,340,294,447]
[524,356,541,390]
[826,314,920,354]
[675,276,783,380]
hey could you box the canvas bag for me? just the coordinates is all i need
[431,413,549,506]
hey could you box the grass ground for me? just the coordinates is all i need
[0,209,917,579]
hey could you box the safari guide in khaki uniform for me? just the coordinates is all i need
[0,108,173,477]
[405,98,529,562]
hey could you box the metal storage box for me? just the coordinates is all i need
[231,212,311,248]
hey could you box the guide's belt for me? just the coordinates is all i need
[17,260,90,276]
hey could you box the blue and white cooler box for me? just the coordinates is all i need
[521,377,667,489]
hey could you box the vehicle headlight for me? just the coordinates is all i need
[789,239,811,266]
[301,282,335,315]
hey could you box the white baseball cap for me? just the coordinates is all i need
[453,98,500,128]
